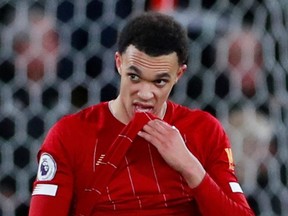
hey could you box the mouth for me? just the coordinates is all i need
[133,103,154,113]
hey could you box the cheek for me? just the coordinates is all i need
[120,79,136,95]
[165,83,175,93]
[156,86,172,100]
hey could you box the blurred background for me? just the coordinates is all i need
[0,0,287,215]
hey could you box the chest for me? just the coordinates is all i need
[73,128,192,193]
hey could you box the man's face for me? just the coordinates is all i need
[115,45,186,122]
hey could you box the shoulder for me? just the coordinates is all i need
[48,102,109,136]
[41,102,109,150]
[168,102,230,161]
[59,102,108,125]
[167,101,221,128]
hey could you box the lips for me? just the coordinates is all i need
[134,103,153,113]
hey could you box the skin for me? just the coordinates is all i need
[109,44,206,188]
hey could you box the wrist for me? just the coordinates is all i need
[181,159,206,189]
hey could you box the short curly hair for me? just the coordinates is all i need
[117,12,189,64]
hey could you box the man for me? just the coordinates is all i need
[29,12,254,215]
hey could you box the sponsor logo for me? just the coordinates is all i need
[37,153,57,181]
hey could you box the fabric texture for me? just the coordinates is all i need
[29,101,254,216]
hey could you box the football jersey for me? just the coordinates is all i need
[29,101,254,216]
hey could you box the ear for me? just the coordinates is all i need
[115,52,122,75]
[175,64,187,83]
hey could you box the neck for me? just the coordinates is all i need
[108,98,129,125]
[159,101,167,120]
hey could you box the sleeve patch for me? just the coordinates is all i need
[32,184,58,196]
[37,153,57,181]
[229,182,243,193]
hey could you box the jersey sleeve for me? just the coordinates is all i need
[29,119,74,216]
[191,113,255,216]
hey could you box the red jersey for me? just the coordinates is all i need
[29,101,254,216]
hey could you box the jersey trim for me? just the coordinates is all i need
[32,184,58,196]
[229,182,243,193]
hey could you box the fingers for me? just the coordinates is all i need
[143,119,177,134]
[137,119,178,147]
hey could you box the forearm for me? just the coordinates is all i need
[192,174,255,216]
[179,152,206,189]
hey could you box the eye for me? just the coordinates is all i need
[128,73,140,82]
[154,79,168,87]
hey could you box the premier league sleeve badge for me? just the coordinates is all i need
[37,153,57,181]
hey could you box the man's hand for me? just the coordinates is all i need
[138,119,206,188]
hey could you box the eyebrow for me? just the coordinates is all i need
[128,65,172,79]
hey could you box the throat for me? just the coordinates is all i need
[108,99,130,125]
[159,102,167,120]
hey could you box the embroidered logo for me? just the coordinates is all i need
[225,148,235,171]
[37,153,57,181]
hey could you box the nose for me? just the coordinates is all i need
[137,83,154,100]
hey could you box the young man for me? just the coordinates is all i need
[29,12,254,215]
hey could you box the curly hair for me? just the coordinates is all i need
[117,12,189,64]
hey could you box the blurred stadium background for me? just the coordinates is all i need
[0,0,287,215]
